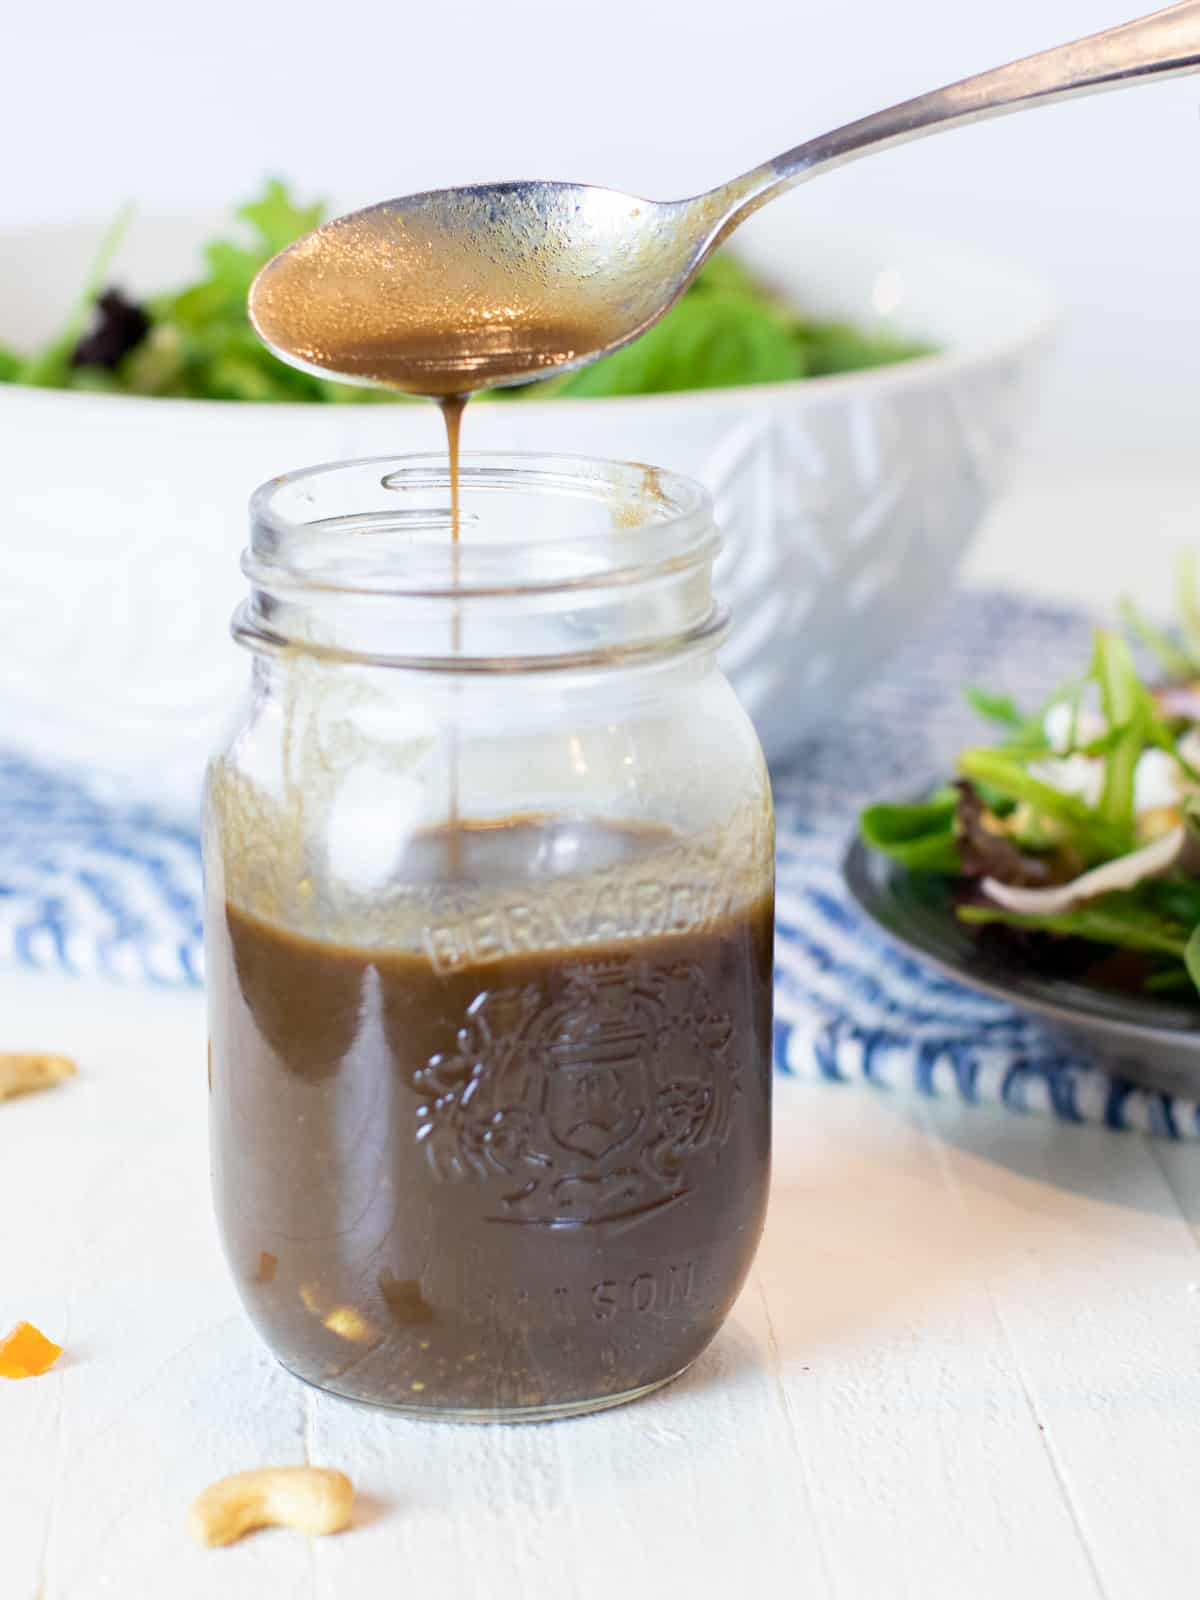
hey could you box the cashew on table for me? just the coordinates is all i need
[0,1054,77,1101]
[188,1466,355,1547]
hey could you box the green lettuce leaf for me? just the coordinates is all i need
[790,318,934,376]
[859,790,961,873]
[956,747,1131,861]
[964,685,1029,730]
[544,289,803,399]
[957,894,1189,961]
[1092,631,1146,837]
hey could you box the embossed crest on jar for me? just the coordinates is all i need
[414,957,737,1228]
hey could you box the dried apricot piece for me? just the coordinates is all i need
[379,1272,433,1326]
[0,1321,63,1378]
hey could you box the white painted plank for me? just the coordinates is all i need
[755,1080,1109,1600]
[306,1294,827,1600]
[0,976,312,1600]
[923,1097,1200,1599]
[1148,1140,1200,1255]
[2,1085,70,1600]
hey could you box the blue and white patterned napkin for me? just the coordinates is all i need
[3,588,1196,1137]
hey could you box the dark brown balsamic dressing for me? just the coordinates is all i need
[210,818,773,1413]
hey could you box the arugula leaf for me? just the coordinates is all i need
[545,290,802,399]
[117,181,408,404]
[956,748,1130,860]
[1139,878,1200,926]
[964,685,1029,730]
[973,784,1018,818]
[958,894,1189,960]
[960,867,1200,997]
[1092,631,1146,836]
[791,318,934,377]
[1145,967,1193,993]
[1077,724,1135,758]
[239,179,324,260]
[513,249,936,399]
[859,791,960,873]
[685,253,765,301]
[1137,715,1200,786]
[160,180,323,329]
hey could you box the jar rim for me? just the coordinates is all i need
[239,451,724,673]
[248,451,715,601]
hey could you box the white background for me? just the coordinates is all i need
[3,0,1199,462]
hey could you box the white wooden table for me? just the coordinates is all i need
[6,956,1200,1600]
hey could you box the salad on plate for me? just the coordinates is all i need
[860,562,1200,1001]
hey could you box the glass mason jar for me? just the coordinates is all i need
[204,452,774,1422]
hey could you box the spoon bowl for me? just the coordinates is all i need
[249,183,718,396]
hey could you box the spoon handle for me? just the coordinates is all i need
[719,1,1200,227]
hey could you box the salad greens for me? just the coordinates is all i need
[859,562,1200,1001]
[1,183,386,404]
[0,180,935,404]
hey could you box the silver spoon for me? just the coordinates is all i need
[249,0,1200,397]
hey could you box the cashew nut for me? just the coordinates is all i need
[0,1053,77,1102]
[188,1465,354,1547]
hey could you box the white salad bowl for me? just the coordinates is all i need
[0,208,1053,817]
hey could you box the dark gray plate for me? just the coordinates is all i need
[843,830,1200,1100]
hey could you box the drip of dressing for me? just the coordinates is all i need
[440,393,466,868]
